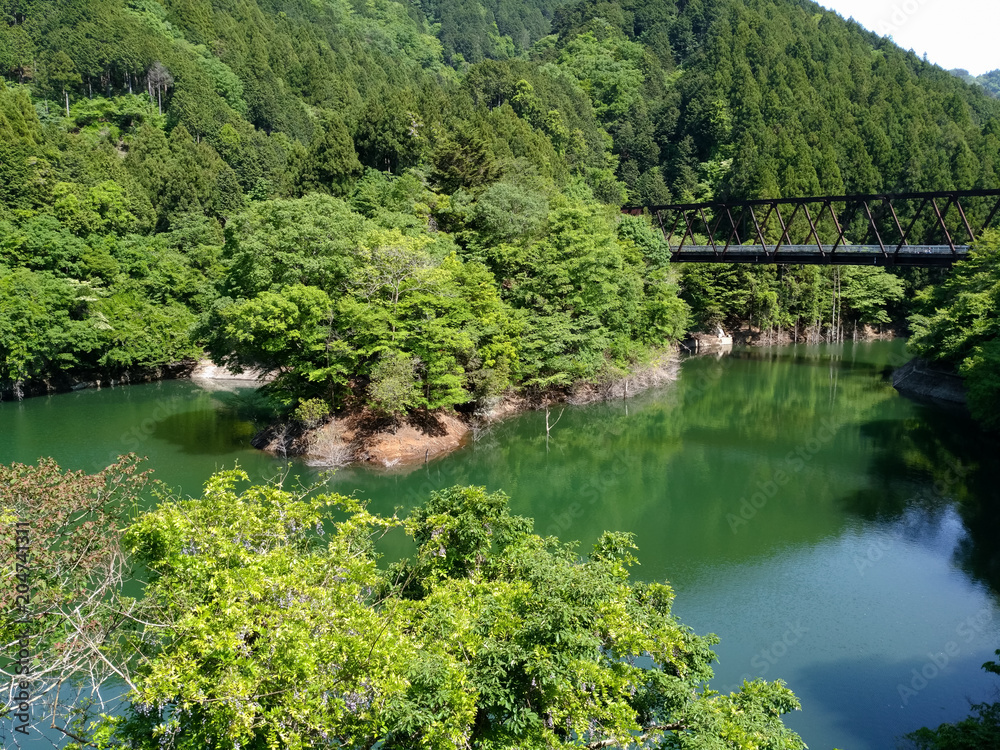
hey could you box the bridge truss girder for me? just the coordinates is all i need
[624,189,1000,266]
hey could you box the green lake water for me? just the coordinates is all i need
[2,340,999,749]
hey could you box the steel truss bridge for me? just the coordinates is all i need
[623,189,1000,266]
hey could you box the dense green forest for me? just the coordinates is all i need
[2,0,1000,416]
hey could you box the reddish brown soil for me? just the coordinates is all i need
[252,349,679,469]
[345,411,471,466]
[253,410,471,468]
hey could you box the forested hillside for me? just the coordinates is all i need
[2,0,999,411]
[952,68,1000,98]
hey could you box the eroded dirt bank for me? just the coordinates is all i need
[253,350,681,469]
[253,410,472,468]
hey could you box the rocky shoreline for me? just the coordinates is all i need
[0,358,275,401]
[733,323,899,347]
[679,323,899,353]
[11,341,965,470]
[259,346,974,468]
[252,350,682,469]
[0,360,200,400]
[891,357,969,410]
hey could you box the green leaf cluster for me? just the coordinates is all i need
[908,231,1000,430]
[904,650,1000,749]
[204,184,688,412]
[66,471,807,749]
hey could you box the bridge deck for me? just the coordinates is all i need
[628,189,1000,266]
[669,244,968,267]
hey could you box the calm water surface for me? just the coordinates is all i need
[2,340,999,750]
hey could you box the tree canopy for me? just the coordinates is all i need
[908,231,1000,430]
[1,458,807,749]
[0,0,997,409]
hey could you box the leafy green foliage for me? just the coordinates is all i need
[213,283,335,400]
[904,650,1000,749]
[292,397,331,427]
[33,468,805,749]
[469,178,549,247]
[205,184,683,410]
[0,269,99,384]
[909,231,1000,429]
[293,114,363,197]
[220,193,367,298]
[840,267,907,326]
[680,262,906,336]
[961,340,1000,431]
[368,349,422,415]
